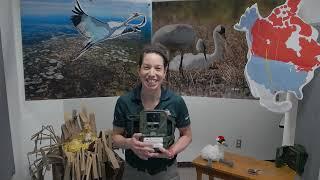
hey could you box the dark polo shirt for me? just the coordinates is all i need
[113,84,190,174]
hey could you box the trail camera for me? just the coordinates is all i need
[275,144,308,175]
[139,110,173,150]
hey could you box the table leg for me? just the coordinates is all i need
[209,176,214,180]
[195,168,202,180]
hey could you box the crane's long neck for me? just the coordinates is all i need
[207,33,225,63]
[123,14,136,26]
[217,143,225,152]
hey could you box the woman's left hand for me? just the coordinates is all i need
[150,147,175,159]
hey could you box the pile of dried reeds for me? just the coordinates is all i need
[27,105,124,180]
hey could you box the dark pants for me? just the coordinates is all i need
[122,161,180,180]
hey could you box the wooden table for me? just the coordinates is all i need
[192,151,296,180]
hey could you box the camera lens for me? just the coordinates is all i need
[147,113,160,122]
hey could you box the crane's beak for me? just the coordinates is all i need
[219,26,226,39]
[219,31,226,39]
[222,141,228,147]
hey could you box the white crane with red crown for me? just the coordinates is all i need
[200,136,234,167]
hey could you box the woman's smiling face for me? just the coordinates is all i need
[138,52,167,91]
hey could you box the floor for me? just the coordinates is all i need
[178,167,201,180]
[177,167,302,180]
[178,167,218,180]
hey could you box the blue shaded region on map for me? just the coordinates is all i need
[234,5,259,43]
[247,55,307,98]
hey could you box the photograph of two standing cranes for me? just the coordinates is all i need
[21,0,284,100]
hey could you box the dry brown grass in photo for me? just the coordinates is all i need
[153,0,285,99]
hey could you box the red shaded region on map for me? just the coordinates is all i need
[250,0,320,71]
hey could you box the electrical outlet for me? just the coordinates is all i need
[236,139,242,148]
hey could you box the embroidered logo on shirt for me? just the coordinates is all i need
[164,109,171,116]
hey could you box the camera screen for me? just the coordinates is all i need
[146,112,161,122]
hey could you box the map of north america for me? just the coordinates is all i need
[234,0,320,112]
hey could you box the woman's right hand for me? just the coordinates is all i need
[127,133,155,160]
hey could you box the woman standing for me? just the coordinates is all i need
[112,44,192,180]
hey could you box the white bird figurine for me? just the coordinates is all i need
[201,136,226,161]
[200,136,234,167]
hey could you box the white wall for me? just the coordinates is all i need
[2,0,316,179]
[63,96,283,162]
[0,0,65,179]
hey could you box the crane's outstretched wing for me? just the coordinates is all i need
[71,0,111,39]
[70,1,147,60]
[71,0,111,60]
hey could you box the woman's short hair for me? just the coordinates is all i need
[138,43,169,68]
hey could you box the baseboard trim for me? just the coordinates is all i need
[177,162,194,168]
